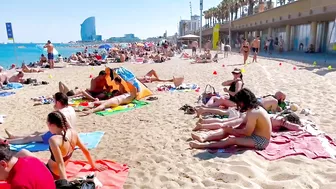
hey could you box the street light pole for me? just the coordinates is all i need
[199,0,203,52]
[229,6,231,47]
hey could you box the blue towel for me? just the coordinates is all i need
[6,83,23,89]
[0,91,15,97]
[10,131,105,152]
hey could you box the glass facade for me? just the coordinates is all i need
[80,17,97,41]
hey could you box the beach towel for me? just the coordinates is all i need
[157,83,199,92]
[0,91,15,97]
[96,100,149,116]
[10,131,105,152]
[6,82,23,89]
[69,97,89,107]
[0,159,129,189]
[212,121,336,160]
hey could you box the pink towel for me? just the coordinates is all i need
[257,131,336,160]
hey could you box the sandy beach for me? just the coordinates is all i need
[1,52,336,189]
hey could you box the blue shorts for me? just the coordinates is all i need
[47,53,54,60]
[246,134,270,150]
[41,131,54,144]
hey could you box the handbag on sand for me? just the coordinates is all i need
[198,84,219,104]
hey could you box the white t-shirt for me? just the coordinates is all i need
[59,106,76,128]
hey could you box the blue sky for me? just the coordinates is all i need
[0,0,220,43]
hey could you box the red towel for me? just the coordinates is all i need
[257,131,336,160]
[0,159,129,189]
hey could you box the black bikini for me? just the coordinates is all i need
[228,80,244,102]
[46,134,74,180]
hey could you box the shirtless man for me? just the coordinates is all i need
[44,40,54,69]
[257,91,286,113]
[80,80,137,116]
[86,70,110,100]
[8,71,24,83]
[190,88,272,150]
[191,40,198,57]
[137,69,184,87]
[251,36,260,63]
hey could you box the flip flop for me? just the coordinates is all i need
[147,96,158,101]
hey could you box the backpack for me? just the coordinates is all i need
[198,84,220,104]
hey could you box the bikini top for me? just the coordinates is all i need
[49,133,75,162]
[228,80,244,101]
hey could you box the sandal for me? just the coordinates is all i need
[147,96,158,101]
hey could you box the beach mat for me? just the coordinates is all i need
[10,131,105,152]
[208,122,336,160]
[0,159,129,189]
[95,100,149,116]
[157,83,199,92]
[0,91,15,97]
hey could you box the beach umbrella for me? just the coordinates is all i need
[137,43,144,47]
[111,47,119,51]
[98,44,112,49]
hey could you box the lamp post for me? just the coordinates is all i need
[199,0,203,52]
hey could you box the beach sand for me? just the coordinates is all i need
[1,52,336,188]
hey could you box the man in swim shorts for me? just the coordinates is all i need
[190,88,272,150]
[251,36,260,63]
[44,40,54,69]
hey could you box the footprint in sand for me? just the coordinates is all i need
[270,172,300,181]
[229,165,257,179]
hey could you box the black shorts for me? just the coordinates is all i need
[192,47,196,52]
[252,47,259,53]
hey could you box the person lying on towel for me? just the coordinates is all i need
[189,88,272,150]
[137,69,184,87]
[80,78,137,116]
[193,109,303,132]
[2,93,76,145]
[11,111,106,180]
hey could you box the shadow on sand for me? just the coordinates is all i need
[193,149,247,160]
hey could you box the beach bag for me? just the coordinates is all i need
[198,84,219,104]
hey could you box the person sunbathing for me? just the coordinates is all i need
[137,69,184,87]
[0,69,9,88]
[80,81,137,116]
[3,92,76,145]
[189,88,272,150]
[86,70,111,100]
[258,91,286,113]
[14,111,106,180]
[8,71,25,83]
[204,68,244,108]
[21,63,44,73]
[193,110,303,132]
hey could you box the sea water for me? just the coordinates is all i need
[0,43,83,68]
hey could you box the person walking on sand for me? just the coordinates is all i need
[251,36,260,63]
[44,40,54,69]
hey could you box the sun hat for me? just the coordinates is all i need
[231,68,242,74]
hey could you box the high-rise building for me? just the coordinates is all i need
[80,17,102,42]
[179,15,200,36]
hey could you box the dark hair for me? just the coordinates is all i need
[99,70,106,76]
[0,142,12,161]
[256,35,260,38]
[47,111,69,141]
[234,88,259,112]
[278,110,301,125]
[55,92,68,106]
[114,77,122,83]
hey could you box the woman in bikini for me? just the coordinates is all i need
[14,111,105,179]
[240,38,250,64]
[201,68,244,109]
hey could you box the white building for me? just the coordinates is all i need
[179,15,200,36]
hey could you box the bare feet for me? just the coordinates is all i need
[192,122,203,131]
[189,141,203,149]
[195,106,205,117]
[191,132,207,142]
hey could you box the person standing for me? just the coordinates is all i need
[251,36,261,63]
[44,40,54,69]
[268,36,274,55]
[191,40,198,57]
[240,38,250,65]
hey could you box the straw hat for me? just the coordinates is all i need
[231,68,242,74]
